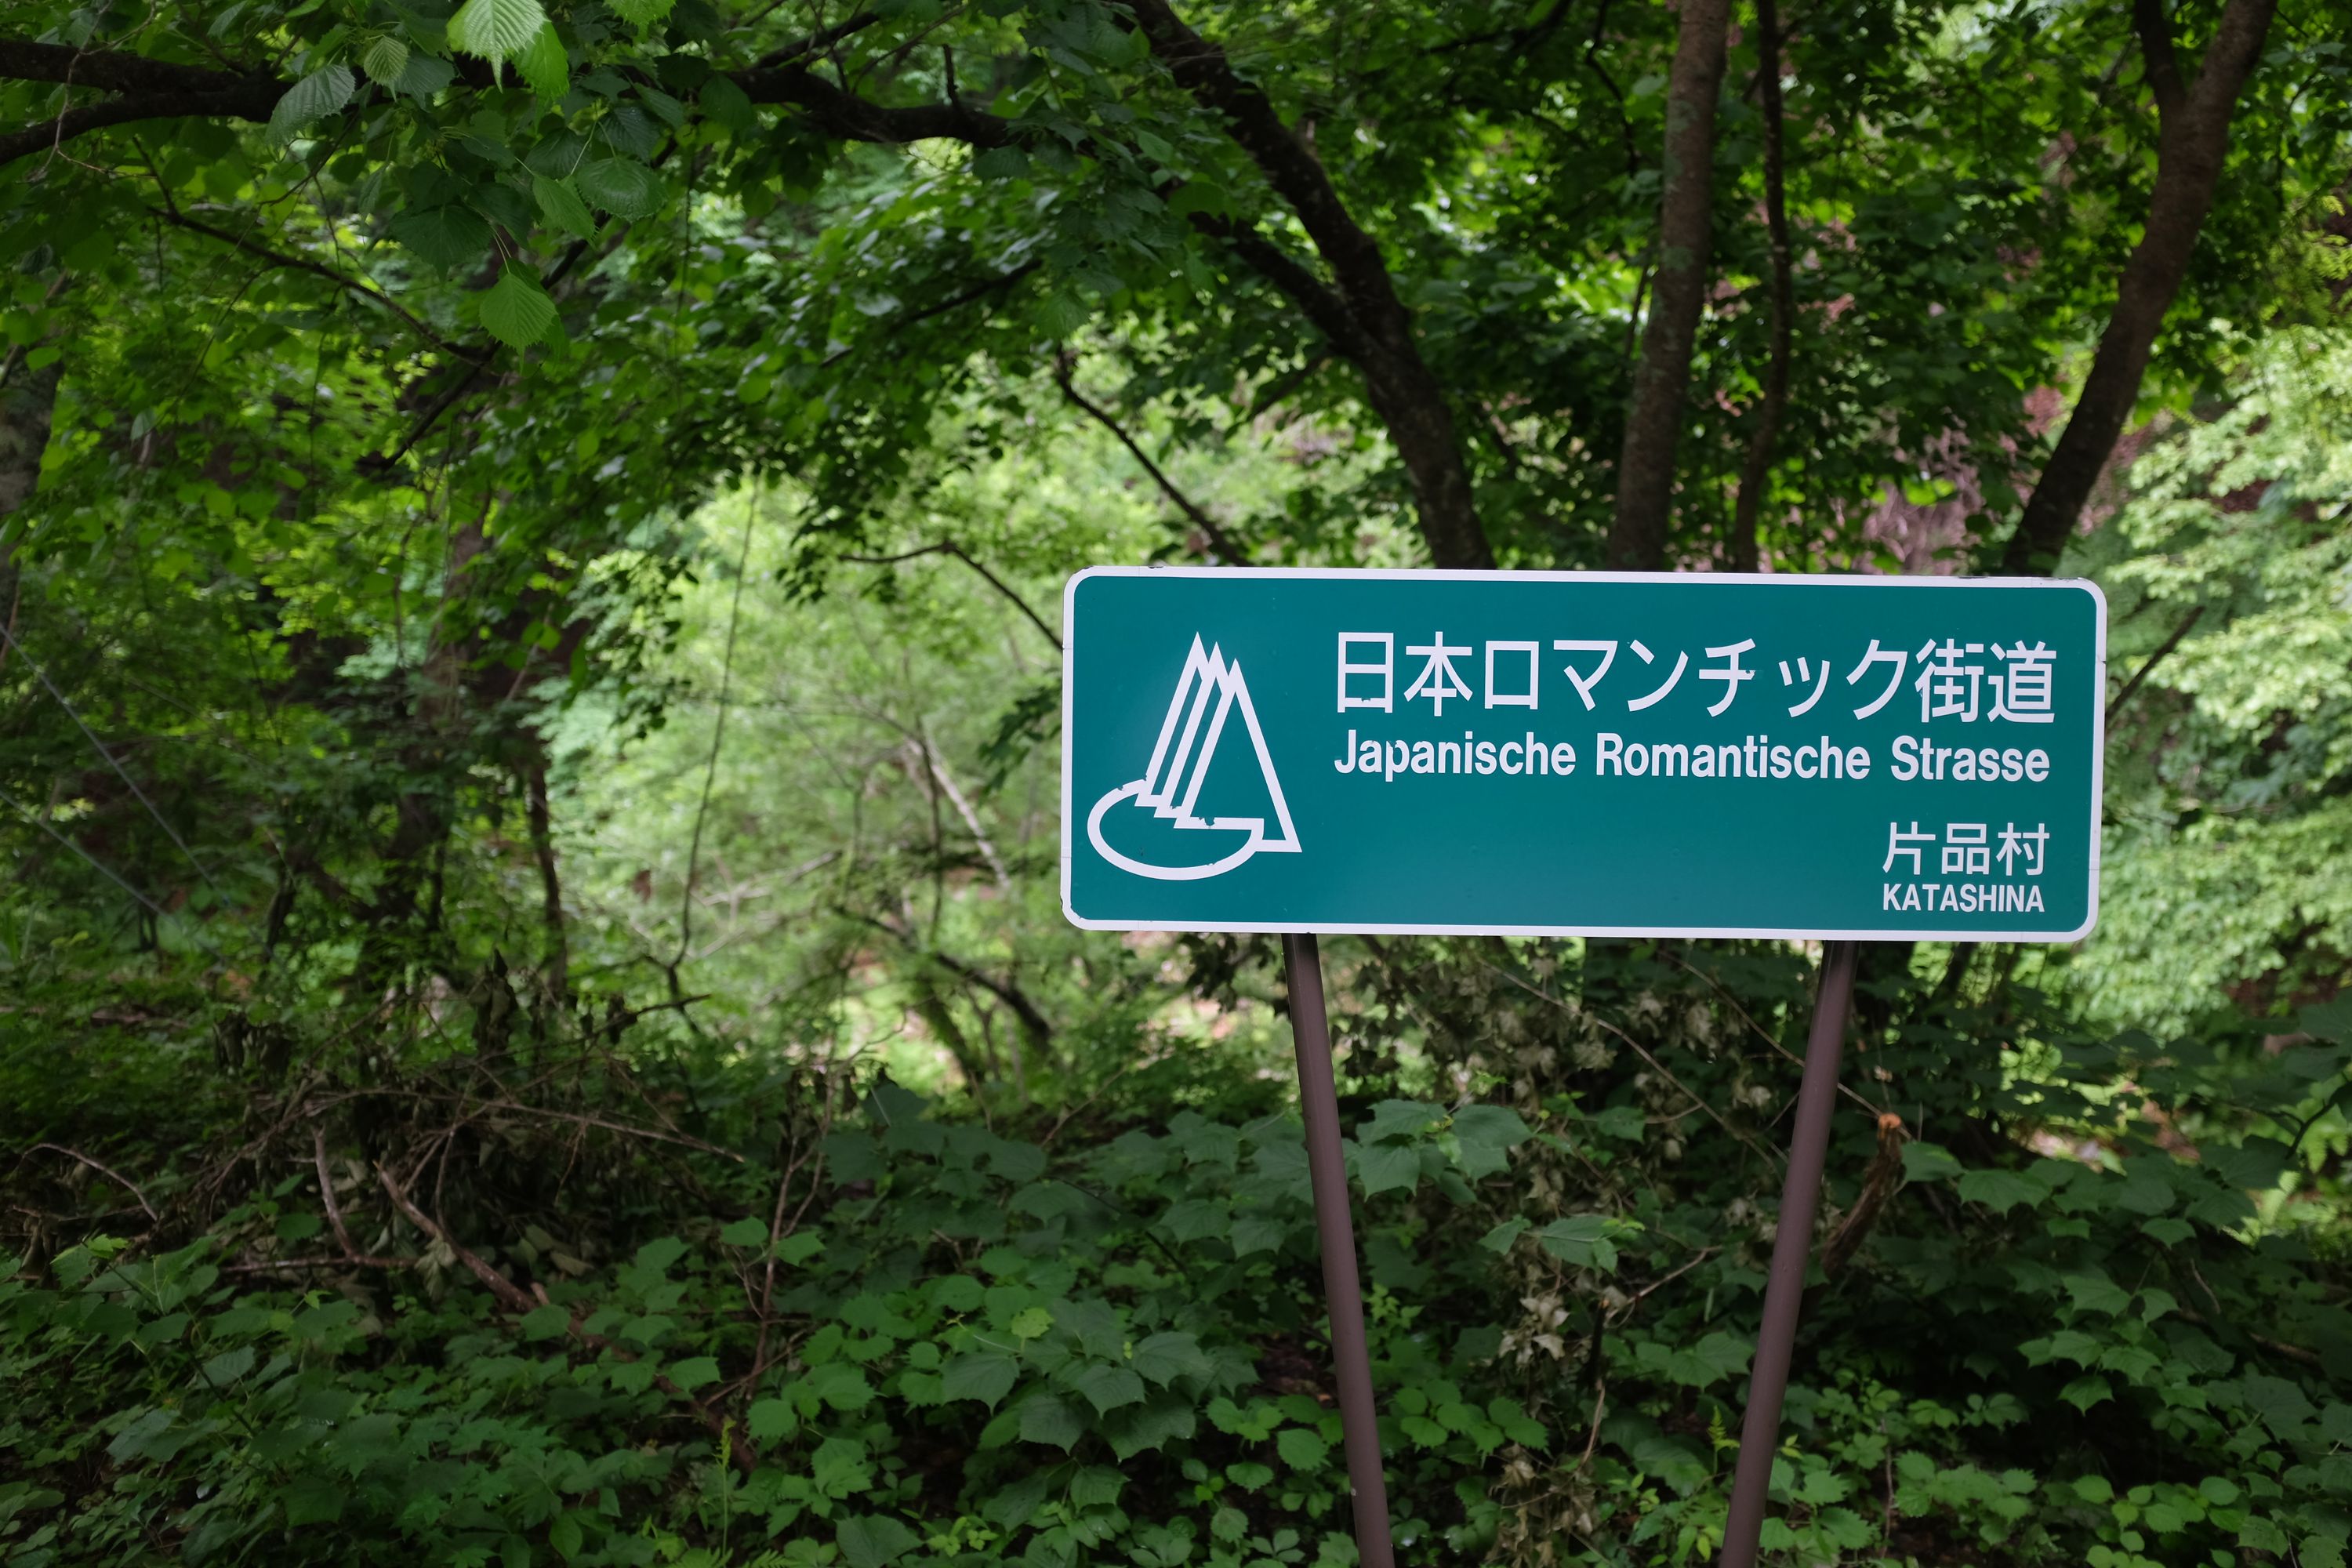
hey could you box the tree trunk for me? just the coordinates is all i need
[1127,0,1495,571]
[1999,0,2277,575]
[1730,0,1794,572]
[525,758,568,1004]
[1607,0,1732,571]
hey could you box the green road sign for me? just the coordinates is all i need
[1062,568,2105,940]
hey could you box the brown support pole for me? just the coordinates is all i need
[1282,932,1397,1568]
[1718,938,1860,1568]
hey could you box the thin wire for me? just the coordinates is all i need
[672,480,762,971]
[0,782,227,961]
[0,619,230,906]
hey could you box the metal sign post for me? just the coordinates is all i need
[1058,567,2106,1566]
[1282,932,1396,1568]
[1717,939,1859,1568]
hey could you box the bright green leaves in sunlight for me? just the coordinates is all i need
[480,267,558,349]
[447,0,550,81]
[267,64,354,145]
[359,35,410,89]
[515,20,570,103]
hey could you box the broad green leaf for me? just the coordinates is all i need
[515,20,568,102]
[1479,1218,1530,1253]
[448,0,548,74]
[972,146,1030,180]
[1956,1169,2044,1214]
[360,35,410,87]
[699,75,756,134]
[1354,1140,1421,1196]
[575,158,665,220]
[1017,1392,1083,1450]
[1899,1140,1962,1182]
[1359,1100,1444,1143]
[806,1361,874,1412]
[549,1512,583,1561]
[982,1470,1050,1529]
[481,269,558,350]
[1275,1426,1328,1469]
[268,64,356,144]
[278,1476,345,1526]
[666,1356,720,1392]
[1071,1362,1145,1415]
[390,205,492,270]
[1034,290,1089,338]
[1102,1394,1196,1459]
[746,1396,797,1441]
[835,1514,919,1568]
[1537,1214,1621,1271]
[607,0,678,24]
[1130,1331,1211,1387]
[940,1352,1018,1409]
[519,1303,570,1340]
[201,1345,255,1386]
[2060,1374,2113,1411]
[716,1215,767,1247]
[1008,1306,1054,1340]
[394,53,457,96]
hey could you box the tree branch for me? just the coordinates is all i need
[1730,0,1795,572]
[1052,352,1248,562]
[1607,0,1732,569]
[1122,0,1493,568]
[147,204,481,361]
[2000,0,2278,574]
[840,541,1062,651]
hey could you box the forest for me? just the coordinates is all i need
[3,0,2351,1563]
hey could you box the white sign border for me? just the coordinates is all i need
[1059,567,2107,944]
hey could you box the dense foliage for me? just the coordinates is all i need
[5,0,2352,1564]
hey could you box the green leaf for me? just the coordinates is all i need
[807,1361,875,1411]
[201,1345,255,1387]
[279,1476,345,1526]
[667,1356,720,1392]
[1354,1141,1421,1196]
[972,146,1030,180]
[941,1352,1018,1409]
[747,1396,797,1441]
[1071,1362,1145,1415]
[448,0,549,73]
[1130,1331,1212,1387]
[516,20,568,101]
[717,1215,767,1248]
[269,64,356,144]
[1275,1426,1329,1470]
[835,1514,919,1568]
[1359,1100,1445,1142]
[520,1304,571,1340]
[607,0,678,25]
[1034,290,1089,338]
[481,269,559,350]
[1900,1140,1963,1182]
[1018,1392,1084,1450]
[699,75,756,134]
[1537,1215,1620,1271]
[361,35,411,87]
[2060,1374,2113,1412]
[1008,1306,1054,1340]
[1956,1169,2044,1214]
[575,158,665,220]
[549,1512,583,1561]
[394,53,457,96]
[1479,1218,1530,1254]
[391,205,493,270]
[983,1470,1051,1529]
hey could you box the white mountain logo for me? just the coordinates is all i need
[1087,635,1301,880]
